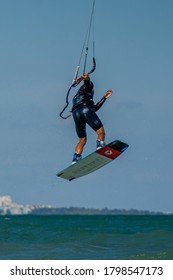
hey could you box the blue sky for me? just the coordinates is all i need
[0,0,173,212]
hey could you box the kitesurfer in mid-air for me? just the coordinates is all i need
[71,73,112,164]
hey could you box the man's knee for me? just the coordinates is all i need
[79,137,87,145]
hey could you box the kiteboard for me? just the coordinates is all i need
[57,140,129,181]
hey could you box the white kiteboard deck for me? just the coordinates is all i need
[57,140,129,181]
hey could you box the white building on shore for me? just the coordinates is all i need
[0,195,52,215]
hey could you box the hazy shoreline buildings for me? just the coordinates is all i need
[0,195,172,215]
[0,195,52,215]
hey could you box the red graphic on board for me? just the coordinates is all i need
[96,147,121,160]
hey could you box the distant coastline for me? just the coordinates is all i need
[0,195,172,215]
[31,206,170,216]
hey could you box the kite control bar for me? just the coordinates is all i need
[59,57,96,119]
[72,57,96,87]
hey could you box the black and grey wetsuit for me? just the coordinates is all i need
[72,79,106,138]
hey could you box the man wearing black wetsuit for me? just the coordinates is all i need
[71,74,112,164]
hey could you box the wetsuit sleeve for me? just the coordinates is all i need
[94,96,107,111]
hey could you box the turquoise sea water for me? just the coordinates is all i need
[0,215,173,260]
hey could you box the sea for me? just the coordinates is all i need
[0,215,173,260]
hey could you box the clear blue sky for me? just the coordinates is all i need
[1,0,173,212]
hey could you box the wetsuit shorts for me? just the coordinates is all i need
[72,105,103,138]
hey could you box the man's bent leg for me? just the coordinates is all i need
[96,127,105,141]
[75,137,87,155]
[96,127,105,150]
[72,137,86,164]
